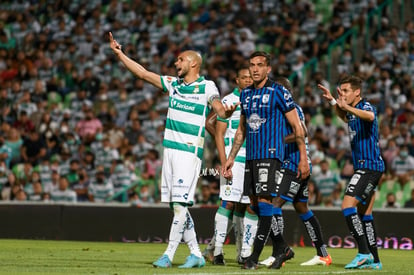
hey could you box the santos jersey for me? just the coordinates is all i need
[346,100,385,172]
[282,104,312,173]
[240,79,295,161]
[217,89,246,164]
[161,75,220,160]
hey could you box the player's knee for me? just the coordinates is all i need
[221,200,234,210]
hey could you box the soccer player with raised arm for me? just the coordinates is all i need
[223,52,310,270]
[109,32,237,269]
[318,75,384,270]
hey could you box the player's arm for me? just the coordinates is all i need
[285,108,310,179]
[337,99,375,122]
[205,111,217,138]
[317,84,347,122]
[211,98,239,119]
[109,32,162,89]
[285,120,307,143]
[215,120,228,166]
[223,114,246,179]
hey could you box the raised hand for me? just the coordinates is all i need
[317,84,334,101]
[109,32,122,54]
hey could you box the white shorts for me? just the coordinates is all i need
[161,148,201,204]
[219,161,250,204]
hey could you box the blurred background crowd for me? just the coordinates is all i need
[0,0,413,209]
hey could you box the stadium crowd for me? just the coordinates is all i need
[0,0,413,208]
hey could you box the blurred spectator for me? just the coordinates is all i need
[12,110,34,138]
[110,159,137,202]
[75,106,103,145]
[71,168,89,202]
[311,159,342,200]
[140,149,162,180]
[382,192,401,208]
[88,169,114,203]
[66,159,80,187]
[50,176,77,203]
[404,189,414,208]
[307,179,322,206]
[0,134,12,168]
[20,130,47,166]
[196,180,217,205]
[28,181,43,202]
[390,145,414,186]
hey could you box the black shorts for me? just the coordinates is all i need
[243,159,281,197]
[345,169,383,204]
[276,168,308,203]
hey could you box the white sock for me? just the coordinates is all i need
[213,206,232,256]
[183,210,202,258]
[164,203,187,261]
[241,210,258,258]
[233,212,244,258]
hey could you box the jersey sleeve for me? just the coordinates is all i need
[160,75,177,94]
[279,86,295,113]
[205,80,220,105]
[217,96,230,123]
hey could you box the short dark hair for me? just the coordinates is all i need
[275,76,292,92]
[338,75,362,91]
[249,51,271,66]
[237,65,250,76]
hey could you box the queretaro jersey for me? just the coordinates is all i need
[217,88,246,164]
[346,100,385,172]
[161,75,220,160]
[240,79,295,161]
[282,104,312,174]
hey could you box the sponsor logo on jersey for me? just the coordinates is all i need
[171,99,196,111]
[247,113,266,131]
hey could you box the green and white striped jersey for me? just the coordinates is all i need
[217,89,246,164]
[51,189,77,203]
[160,75,220,160]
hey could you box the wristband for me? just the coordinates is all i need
[329,98,337,106]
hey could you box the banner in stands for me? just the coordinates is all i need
[0,204,412,250]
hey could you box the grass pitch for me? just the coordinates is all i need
[0,239,412,274]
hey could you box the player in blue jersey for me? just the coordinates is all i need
[260,77,332,269]
[319,75,384,270]
[223,52,310,270]
[109,32,237,269]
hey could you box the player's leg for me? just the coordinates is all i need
[153,149,175,268]
[230,161,252,263]
[212,200,234,265]
[203,203,234,262]
[295,202,331,266]
[239,202,258,263]
[342,170,374,269]
[157,149,205,268]
[233,202,245,261]
[357,171,383,270]
[242,159,279,270]
[262,168,294,269]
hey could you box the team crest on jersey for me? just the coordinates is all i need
[225,186,231,196]
[262,94,269,103]
[247,113,266,131]
[193,85,199,93]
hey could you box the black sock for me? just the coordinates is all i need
[300,210,328,257]
[269,207,287,256]
[343,208,370,254]
[362,214,380,263]
[249,202,272,263]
